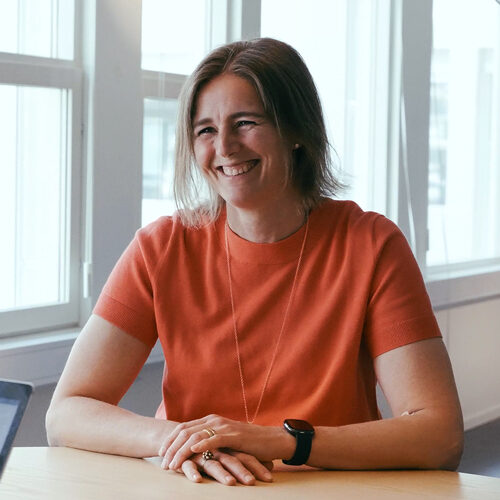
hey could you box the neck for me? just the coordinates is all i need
[226,202,307,243]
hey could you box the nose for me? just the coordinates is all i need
[215,127,240,158]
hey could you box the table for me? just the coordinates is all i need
[1,447,500,499]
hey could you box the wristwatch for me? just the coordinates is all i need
[282,419,315,465]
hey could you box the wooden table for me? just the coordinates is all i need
[1,447,500,499]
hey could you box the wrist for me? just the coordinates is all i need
[275,425,296,461]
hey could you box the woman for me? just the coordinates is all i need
[46,38,463,486]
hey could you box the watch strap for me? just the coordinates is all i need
[282,419,315,466]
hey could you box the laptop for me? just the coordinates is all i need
[0,379,33,480]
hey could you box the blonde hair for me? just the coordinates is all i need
[174,38,343,227]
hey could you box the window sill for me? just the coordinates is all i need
[427,266,500,310]
[0,328,164,387]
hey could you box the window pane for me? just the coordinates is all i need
[428,0,500,266]
[142,98,178,226]
[0,85,71,311]
[261,0,384,213]
[142,0,208,75]
[0,0,74,59]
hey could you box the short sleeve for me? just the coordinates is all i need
[93,222,167,348]
[363,217,441,358]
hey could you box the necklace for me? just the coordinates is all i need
[224,218,310,424]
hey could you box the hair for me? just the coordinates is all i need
[173,37,343,227]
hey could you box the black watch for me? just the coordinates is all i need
[282,419,315,465]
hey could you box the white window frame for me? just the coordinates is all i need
[398,0,500,309]
[0,47,83,336]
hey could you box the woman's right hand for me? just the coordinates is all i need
[170,449,273,486]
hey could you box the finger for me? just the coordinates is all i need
[199,458,237,486]
[229,451,273,482]
[191,433,235,455]
[181,459,203,483]
[262,461,274,472]
[217,452,256,485]
[158,419,210,456]
[162,428,198,468]
[168,430,216,470]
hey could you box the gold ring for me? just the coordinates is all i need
[202,427,216,438]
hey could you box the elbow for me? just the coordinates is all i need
[437,434,464,471]
[424,426,464,471]
[45,401,65,447]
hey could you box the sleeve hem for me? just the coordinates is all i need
[93,293,158,348]
[368,314,442,358]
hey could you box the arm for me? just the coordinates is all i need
[46,314,174,457]
[47,314,272,485]
[163,338,464,471]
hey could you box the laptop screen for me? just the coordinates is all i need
[0,380,32,479]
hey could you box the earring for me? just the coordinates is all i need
[293,143,300,150]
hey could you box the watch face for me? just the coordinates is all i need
[284,419,314,433]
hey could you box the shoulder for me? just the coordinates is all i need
[135,211,218,260]
[314,198,402,246]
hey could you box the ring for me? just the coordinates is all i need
[202,427,216,438]
[201,450,215,466]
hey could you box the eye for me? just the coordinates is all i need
[236,120,255,127]
[196,126,215,136]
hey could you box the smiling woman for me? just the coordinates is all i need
[174,38,342,231]
[46,38,463,487]
[192,73,302,240]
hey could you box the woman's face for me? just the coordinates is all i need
[192,73,300,212]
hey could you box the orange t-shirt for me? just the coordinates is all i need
[94,199,441,427]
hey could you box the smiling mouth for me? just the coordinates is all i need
[217,160,259,177]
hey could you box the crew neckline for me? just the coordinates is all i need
[214,200,332,264]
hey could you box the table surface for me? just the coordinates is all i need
[1,447,500,499]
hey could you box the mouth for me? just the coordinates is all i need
[216,160,259,177]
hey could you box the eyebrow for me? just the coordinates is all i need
[192,111,267,129]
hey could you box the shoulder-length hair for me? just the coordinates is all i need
[174,37,343,227]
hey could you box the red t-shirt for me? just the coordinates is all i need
[94,199,441,426]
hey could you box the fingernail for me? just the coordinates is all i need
[169,461,176,470]
[158,447,164,456]
[225,476,235,485]
[245,475,254,483]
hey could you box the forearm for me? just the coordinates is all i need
[285,412,463,471]
[46,396,178,458]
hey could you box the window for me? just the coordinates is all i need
[427,0,500,269]
[142,98,178,225]
[3,0,498,345]
[0,0,74,59]
[261,0,392,215]
[0,1,81,338]
[140,0,244,226]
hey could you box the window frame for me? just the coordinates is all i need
[0,49,83,337]
[398,0,500,308]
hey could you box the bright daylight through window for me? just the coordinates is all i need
[0,85,71,311]
[428,0,500,268]
[141,0,209,226]
[0,0,77,337]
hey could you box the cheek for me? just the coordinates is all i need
[193,143,210,170]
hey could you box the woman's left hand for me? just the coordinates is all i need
[158,414,291,471]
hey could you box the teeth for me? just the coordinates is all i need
[221,161,256,177]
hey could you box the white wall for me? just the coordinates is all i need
[436,298,500,431]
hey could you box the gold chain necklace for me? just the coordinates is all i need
[224,218,310,424]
